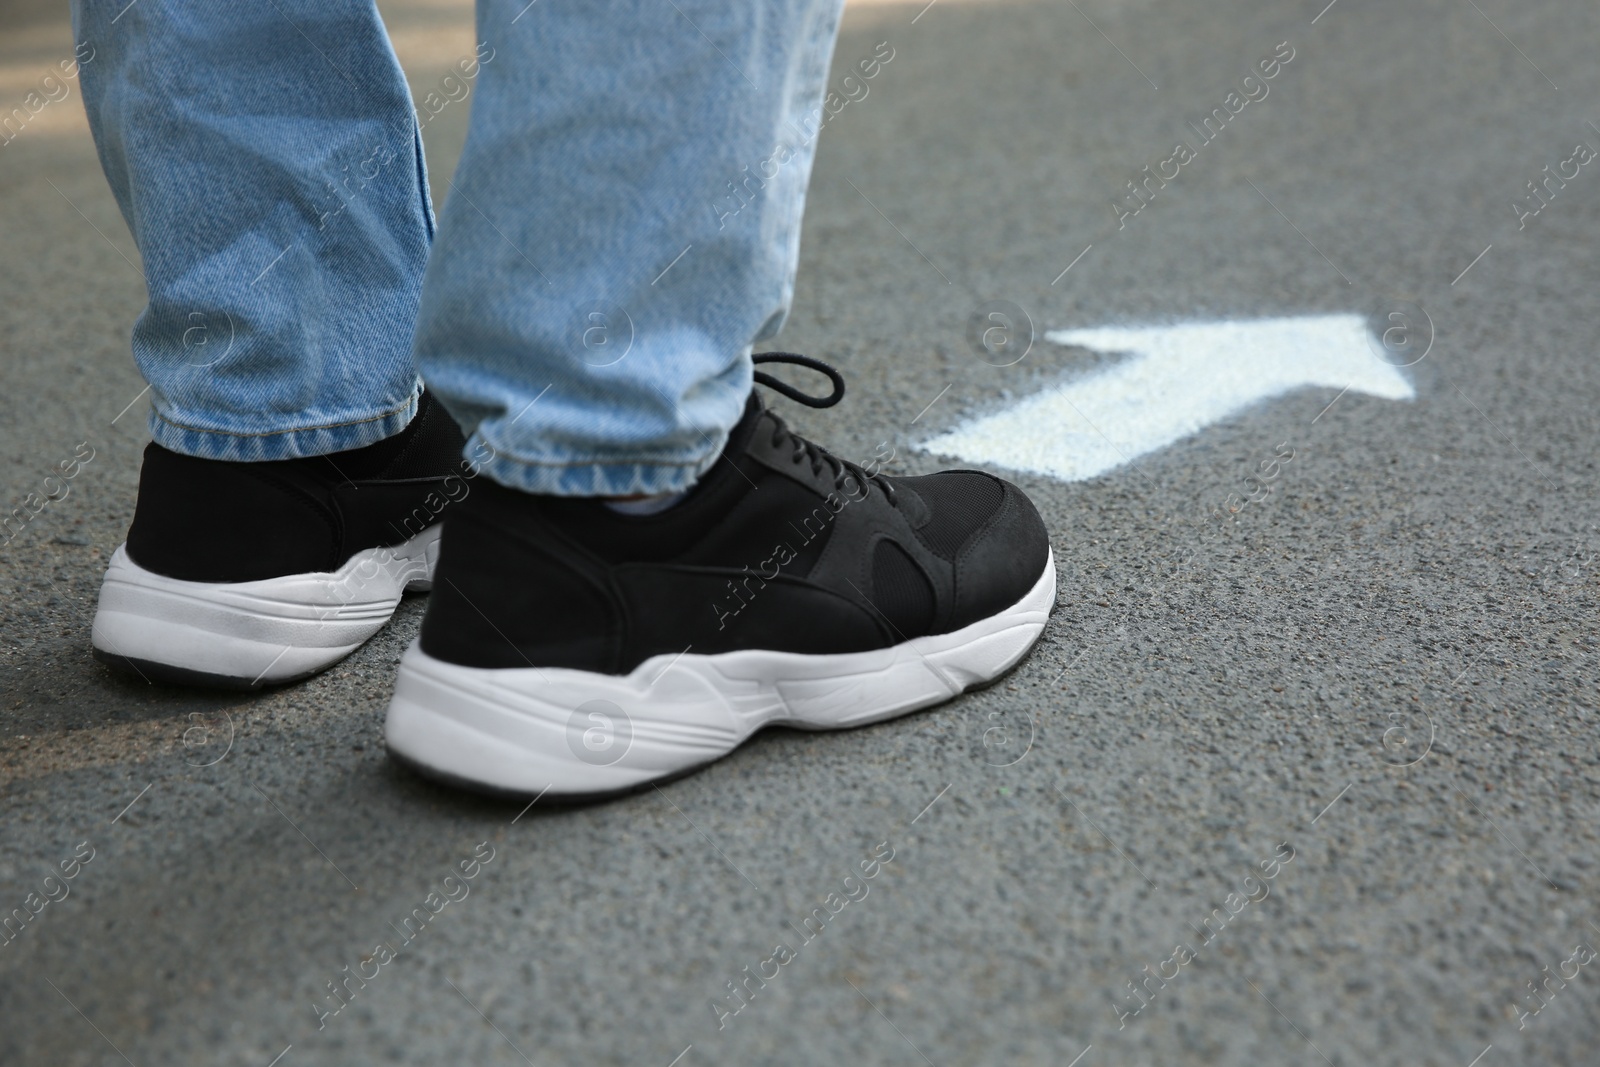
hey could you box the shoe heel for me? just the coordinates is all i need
[92,526,442,688]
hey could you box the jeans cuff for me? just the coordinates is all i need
[464,431,723,496]
[148,389,420,461]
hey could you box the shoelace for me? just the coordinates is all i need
[752,352,897,506]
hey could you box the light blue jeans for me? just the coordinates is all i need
[74,0,844,494]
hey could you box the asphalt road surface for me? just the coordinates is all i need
[4,0,1599,1064]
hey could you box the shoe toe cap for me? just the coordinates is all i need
[898,470,1051,630]
[948,476,1051,629]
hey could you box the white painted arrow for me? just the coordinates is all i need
[920,313,1414,482]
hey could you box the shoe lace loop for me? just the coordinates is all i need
[752,352,844,408]
[752,352,895,506]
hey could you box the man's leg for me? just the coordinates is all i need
[389,1,1057,796]
[79,2,469,687]
[75,0,431,455]
[415,0,847,494]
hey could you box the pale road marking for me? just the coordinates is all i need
[920,314,1415,482]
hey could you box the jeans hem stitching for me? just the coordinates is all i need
[150,392,418,439]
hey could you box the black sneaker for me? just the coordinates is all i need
[385,355,1055,796]
[93,391,470,688]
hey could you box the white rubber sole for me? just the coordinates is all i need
[91,526,442,687]
[385,550,1056,797]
